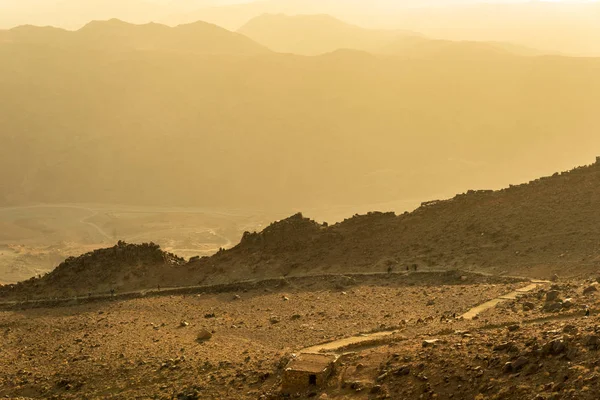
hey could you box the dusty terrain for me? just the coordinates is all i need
[0,272,525,399]
[2,272,600,399]
[3,162,600,399]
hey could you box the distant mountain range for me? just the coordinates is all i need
[3,1,600,55]
[237,14,421,56]
[166,1,600,56]
[0,18,599,213]
[0,19,269,54]
[237,14,539,56]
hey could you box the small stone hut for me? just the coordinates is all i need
[282,353,339,393]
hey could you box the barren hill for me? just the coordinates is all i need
[4,160,600,300]
[0,242,185,300]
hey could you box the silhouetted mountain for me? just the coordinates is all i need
[164,0,498,31]
[238,13,539,57]
[0,19,270,54]
[238,13,420,55]
[0,0,167,30]
[166,1,600,56]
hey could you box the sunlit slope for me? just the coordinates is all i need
[238,14,420,55]
[0,29,599,211]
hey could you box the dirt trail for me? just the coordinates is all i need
[296,280,549,355]
[460,281,547,320]
[301,330,402,354]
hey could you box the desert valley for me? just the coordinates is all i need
[1,1,600,399]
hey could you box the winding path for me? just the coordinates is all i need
[460,281,548,320]
[296,279,550,355]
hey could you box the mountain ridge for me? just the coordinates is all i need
[3,158,600,300]
[0,18,270,54]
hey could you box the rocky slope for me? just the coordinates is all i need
[2,272,600,399]
[190,158,600,282]
[3,160,600,300]
[0,242,185,299]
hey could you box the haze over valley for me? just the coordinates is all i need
[1,7,600,283]
[2,3,600,399]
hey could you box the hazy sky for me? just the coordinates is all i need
[1,0,598,31]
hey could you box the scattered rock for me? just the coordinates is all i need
[522,302,536,311]
[422,339,441,348]
[583,286,598,295]
[370,384,383,394]
[584,335,600,350]
[394,365,411,376]
[542,338,567,355]
[512,356,529,371]
[546,291,560,302]
[196,329,212,342]
[562,298,574,308]
[543,302,563,313]
[494,342,519,353]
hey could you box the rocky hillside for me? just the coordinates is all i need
[3,159,600,300]
[190,158,600,282]
[0,242,185,299]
